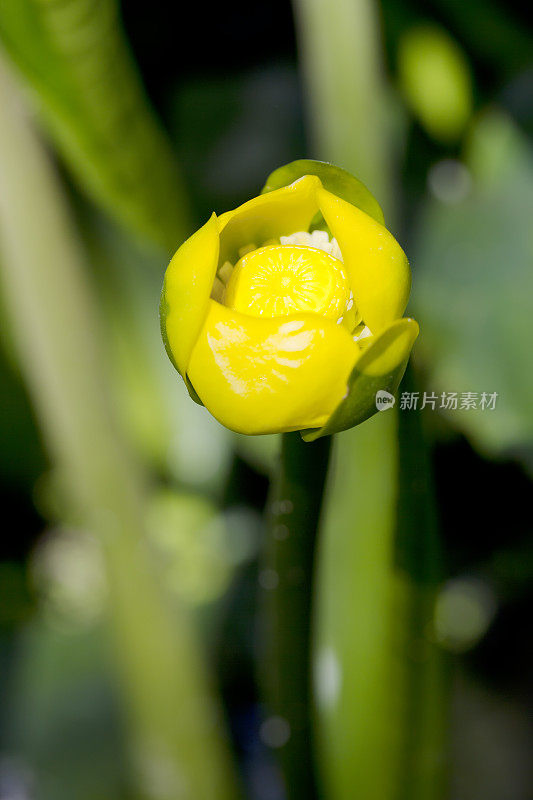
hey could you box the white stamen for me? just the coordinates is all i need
[211,276,225,302]
[330,237,343,261]
[354,325,373,342]
[238,243,256,258]
[279,231,344,262]
[280,231,312,247]
[310,229,330,248]
[218,261,233,284]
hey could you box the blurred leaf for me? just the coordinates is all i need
[146,489,257,607]
[0,345,46,485]
[5,619,129,800]
[80,209,233,489]
[0,0,189,251]
[0,56,239,800]
[412,111,533,457]
[425,0,533,77]
[398,24,472,144]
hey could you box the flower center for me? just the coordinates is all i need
[224,244,350,320]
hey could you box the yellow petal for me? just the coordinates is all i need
[218,175,321,266]
[187,300,359,435]
[302,317,419,440]
[161,213,219,376]
[318,187,411,333]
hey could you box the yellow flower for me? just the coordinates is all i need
[160,161,418,438]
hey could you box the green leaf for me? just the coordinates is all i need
[262,159,385,225]
[0,55,239,799]
[412,111,533,457]
[0,0,189,252]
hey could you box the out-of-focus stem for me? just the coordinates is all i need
[0,54,237,800]
[316,403,447,800]
[262,432,331,800]
[292,0,447,798]
[292,0,392,211]
[394,367,448,800]
[316,412,399,799]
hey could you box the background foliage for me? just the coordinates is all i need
[0,0,532,798]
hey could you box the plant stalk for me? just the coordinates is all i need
[292,0,392,211]
[0,53,237,800]
[291,0,448,797]
[261,432,332,800]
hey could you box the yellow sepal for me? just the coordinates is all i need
[218,175,320,265]
[161,213,219,376]
[187,300,359,435]
[318,187,411,333]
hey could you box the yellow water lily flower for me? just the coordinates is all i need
[160,161,418,438]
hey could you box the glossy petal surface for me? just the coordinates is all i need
[187,300,359,435]
[218,175,320,265]
[318,187,411,333]
[160,213,219,376]
[302,318,419,440]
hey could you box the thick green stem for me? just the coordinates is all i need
[0,54,237,800]
[292,0,392,211]
[394,369,448,800]
[261,432,332,800]
[315,401,447,800]
[315,412,399,799]
[292,0,448,797]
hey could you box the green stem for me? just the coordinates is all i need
[395,368,448,800]
[292,0,448,796]
[314,412,400,800]
[292,0,392,211]
[0,54,237,800]
[261,432,332,800]
[315,403,447,800]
